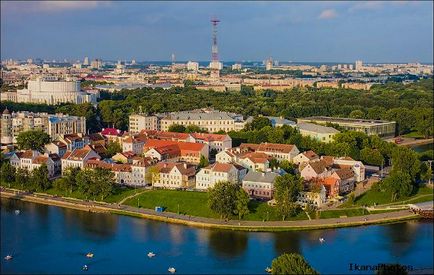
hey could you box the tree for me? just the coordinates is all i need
[383,171,413,201]
[360,148,384,166]
[185,125,207,133]
[269,158,279,170]
[349,109,365,119]
[54,167,80,194]
[105,141,122,158]
[274,174,303,220]
[208,181,238,219]
[420,162,432,184]
[279,160,296,174]
[391,147,420,182]
[94,168,116,200]
[168,124,186,133]
[234,188,250,219]
[271,253,318,275]
[76,168,115,200]
[245,116,272,131]
[16,130,50,152]
[0,162,16,185]
[145,166,160,187]
[30,164,51,191]
[198,155,209,169]
[15,168,30,189]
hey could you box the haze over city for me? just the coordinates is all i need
[1,0,433,63]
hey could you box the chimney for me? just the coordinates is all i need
[183,163,188,169]
[164,163,168,168]
[261,172,265,177]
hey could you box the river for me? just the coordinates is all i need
[1,199,433,274]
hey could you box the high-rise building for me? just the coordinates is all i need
[265,58,273,71]
[187,61,199,72]
[355,60,363,70]
[232,63,242,70]
[83,57,89,66]
[1,110,86,146]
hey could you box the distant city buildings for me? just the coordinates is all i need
[0,109,86,147]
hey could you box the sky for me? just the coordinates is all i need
[1,1,433,63]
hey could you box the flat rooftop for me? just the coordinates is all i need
[299,116,395,126]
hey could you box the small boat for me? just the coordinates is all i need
[265,267,272,273]
[147,252,156,258]
[86,253,94,258]
[4,255,13,260]
[14,210,20,215]
[168,267,176,273]
[319,237,325,243]
[82,265,88,271]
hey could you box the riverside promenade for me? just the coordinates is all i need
[1,188,421,232]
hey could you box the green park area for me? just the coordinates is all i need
[353,186,433,206]
[123,189,307,221]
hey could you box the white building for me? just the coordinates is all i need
[187,61,199,72]
[1,76,97,105]
[61,146,100,172]
[195,163,240,190]
[151,162,196,189]
[9,150,58,179]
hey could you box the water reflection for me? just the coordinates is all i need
[208,230,248,258]
[382,222,419,258]
[62,208,118,241]
[273,232,302,255]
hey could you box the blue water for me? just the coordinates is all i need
[1,199,433,274]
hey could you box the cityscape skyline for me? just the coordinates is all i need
[1,1,433,63]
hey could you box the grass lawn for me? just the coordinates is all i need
[2,181,141,204]
[122,189,308,221]
[123,189,219,218]
[354,186,433,206]
[319,208,369,219]
[402,131,425,139]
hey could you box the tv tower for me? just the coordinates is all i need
[210,16,221,80]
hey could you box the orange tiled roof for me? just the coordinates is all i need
[32,156,49,164]
[241,152,270,164]
[303,150,319,160]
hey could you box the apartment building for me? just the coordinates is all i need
[151,162,196,189]
[195,163,240,190]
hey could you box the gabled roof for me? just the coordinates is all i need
[101,128,123,136]
[191,133,229,142]
[154,162,196,176]
[307,160,328,174]
[203,163,235,173]
[240,142,296,154]
[140,130,190,141]
[333,169,355,180]
[144,139,205,157]
[320,156,335,167]
[21,150,38,159]
[62,147,97,161]
[88,133,106,142]
[63,134,83,142]
[240,152,270,164]
[303,150,319,160]
[243,171,278,183]
[32,156,49,165]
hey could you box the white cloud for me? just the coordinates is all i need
[1,1,111,14]
[348,1,384,12]
[318,9,338,20]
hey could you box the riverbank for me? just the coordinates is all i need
[0,188,422,232]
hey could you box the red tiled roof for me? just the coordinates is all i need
[307,160,328,174]
[241,152,270,164]
[303,150,319,160]
[191,133,228,142]
[240,142,296,154]
[144,139,205,157]
[21,150,36,159]
[101,128,123,136]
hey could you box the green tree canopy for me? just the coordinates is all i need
[16,130,50,152]
[234,188,250,219]
[245,116,272,131]
[391,146,420,182]
[274,174,303,220]
[271,253,318,275]
[30,164,51,191]
[168,124,186,133]
[105,141,122,158]
[208,181,239,219]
